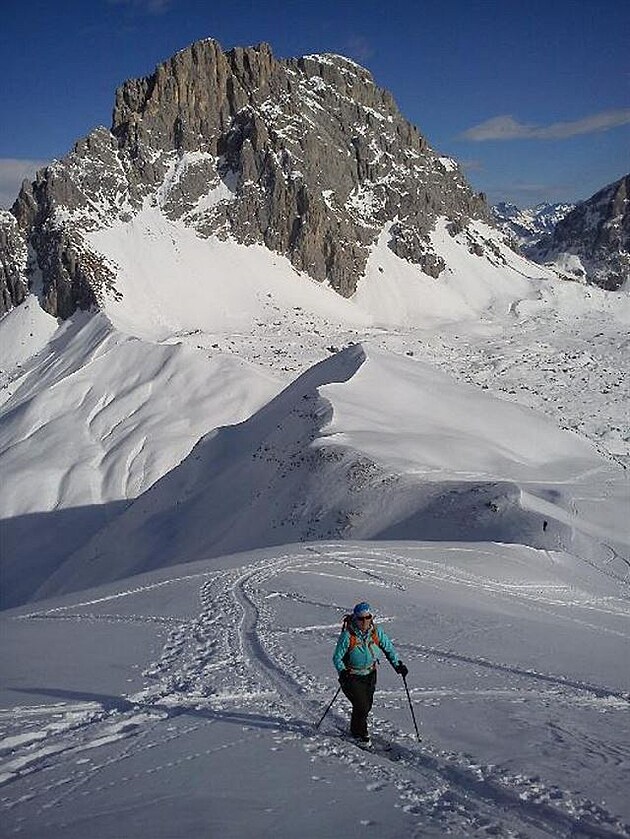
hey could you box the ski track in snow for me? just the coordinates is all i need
[3,546,629,837]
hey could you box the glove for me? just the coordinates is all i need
[338,670,350,686]
[394,661,408,678]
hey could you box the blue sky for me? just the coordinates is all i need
[1,0,628,208]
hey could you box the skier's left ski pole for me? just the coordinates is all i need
[315,686,341,729]
[402,674,421,742]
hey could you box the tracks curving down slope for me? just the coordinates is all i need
[2,545,629,837]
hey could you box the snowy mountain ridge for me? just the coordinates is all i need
[29,340,618,604]
[0,39,488,320]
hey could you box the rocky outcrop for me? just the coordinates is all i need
[0,211,29,316]
[2,38,489,318]
[531,176,630,291]
[9,129,123,317]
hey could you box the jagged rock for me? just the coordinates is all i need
[2,38,489,318]
[530,176,630,291]
[0,211,29,315]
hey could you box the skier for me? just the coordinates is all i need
[332,601,408,744]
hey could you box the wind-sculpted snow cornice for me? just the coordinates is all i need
[245,342,367,431]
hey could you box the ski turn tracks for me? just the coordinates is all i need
[2,545,629,837]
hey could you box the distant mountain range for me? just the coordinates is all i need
[492,201,576,247]
[493,175,629,291]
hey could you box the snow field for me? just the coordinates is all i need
[1,541,629,837]
[1,211,627,544]
[17,339,626,609]
[1,202,629,837]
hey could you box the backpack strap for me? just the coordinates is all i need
[343,616,381,659]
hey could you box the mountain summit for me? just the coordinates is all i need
[1,39,488,318]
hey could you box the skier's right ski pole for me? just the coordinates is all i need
[315,685,341,729]
[402,674,421,742]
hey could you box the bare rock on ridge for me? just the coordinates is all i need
[0,211,29,314]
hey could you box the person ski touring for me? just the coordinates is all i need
[332,601,408,744]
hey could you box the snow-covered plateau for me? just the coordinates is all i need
[1,209,629,838]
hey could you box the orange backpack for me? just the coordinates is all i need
[342,614,380,653]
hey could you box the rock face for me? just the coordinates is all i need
[2,39,489,318]
[0,211,29,314]
[531,176,630,291]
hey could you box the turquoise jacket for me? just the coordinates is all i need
[333,619,401,675]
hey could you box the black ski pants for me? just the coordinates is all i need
[341,670,377,737]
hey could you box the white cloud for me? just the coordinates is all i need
[344,35,375,63]
[0,159,49,209]
[460,109,630,141]
[106,0,173,14]
[459,159,484,173]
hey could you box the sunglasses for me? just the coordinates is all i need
[356,615,372,621]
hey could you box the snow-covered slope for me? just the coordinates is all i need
[87,205,555,339]
[1,37,629,839]
[0,211,564,523]
[1,208,629,608]
[2,539,629,838]
[28,342,627,606]
[1,228,629,839]
[0,311,281,516]
[85,205,372,342]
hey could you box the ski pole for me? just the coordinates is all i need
[315,685,341,729]
[401,674,421,742]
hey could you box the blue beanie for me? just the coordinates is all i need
[353,602,372,617]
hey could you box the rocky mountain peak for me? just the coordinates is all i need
[2,38,490,318]
[111,40,277,155]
